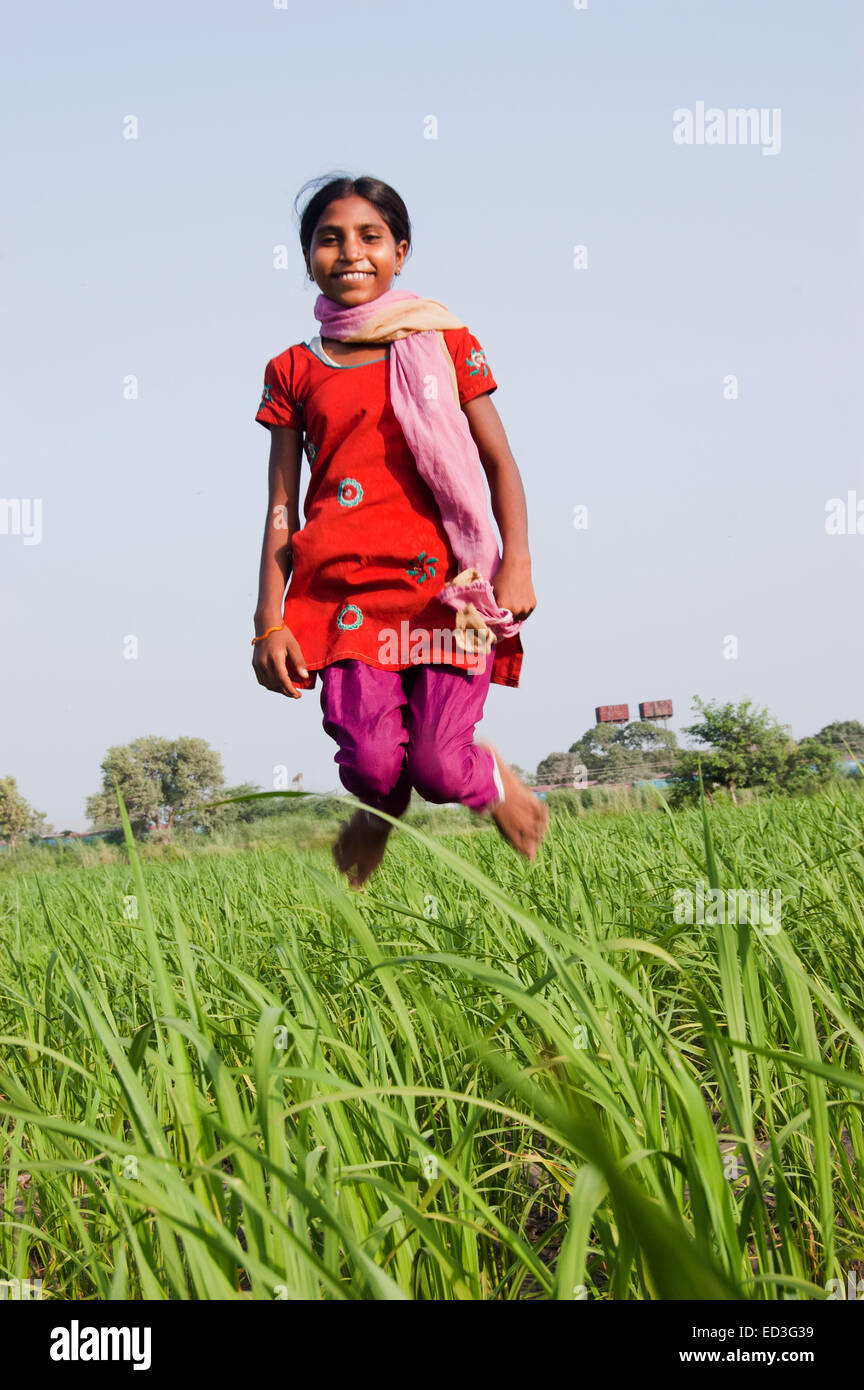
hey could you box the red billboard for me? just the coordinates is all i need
[595,704,629,724]
[639,701,673,721]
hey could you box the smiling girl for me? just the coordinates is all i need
[252,174,548,886]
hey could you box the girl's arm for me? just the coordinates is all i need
[462,394,537,622]
[252,426,309,698]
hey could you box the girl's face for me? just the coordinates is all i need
[305,196,408,304]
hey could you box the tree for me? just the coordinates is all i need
[782,737,838,794]
[0,777,49,847]
[614,722,679,759]
[589,741,634,784]
[668,698,835,804]
[567,721,679,784]
[535,751,582,787]
[569,724,619,761]
[811,720,864,759]
[86,737,226,838]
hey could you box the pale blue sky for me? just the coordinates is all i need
[2,0,862,829]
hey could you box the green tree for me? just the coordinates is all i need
[86,736,226,838]
[569,724,618,762]
[614,721,679,760]
[669,698,835,804]
[534,751,582,787]
[782,738,838,794]
[568,722,679,784]
[811,720,864,759]
[0,777,49,847]
[590,742,635,784]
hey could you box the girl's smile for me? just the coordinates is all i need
[305,194,408,306]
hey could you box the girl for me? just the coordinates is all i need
[252,174,548,887]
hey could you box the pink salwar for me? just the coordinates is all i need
[319,658,504,818]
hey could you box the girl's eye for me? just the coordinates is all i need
[317,233,381,245]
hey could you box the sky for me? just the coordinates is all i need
[1,0,862,830]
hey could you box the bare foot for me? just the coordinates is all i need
[332,808,393,889]
[478,742,550,860]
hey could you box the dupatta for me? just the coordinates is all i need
[314,288,521,650]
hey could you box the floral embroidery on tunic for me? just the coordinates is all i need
[405,551,439,584]
[338,477,362,506]
[258,383,273,409]
[464,348,488,379]
[305,438,320,465]
[336,603,364,631]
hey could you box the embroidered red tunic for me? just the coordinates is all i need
[254,325,523,689]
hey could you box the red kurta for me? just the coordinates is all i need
[254,325,522,690]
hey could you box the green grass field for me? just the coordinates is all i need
[1,784,862,1300]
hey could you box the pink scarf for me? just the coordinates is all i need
[314,288,521,642]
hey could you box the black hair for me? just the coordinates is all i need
[295,173,412,269]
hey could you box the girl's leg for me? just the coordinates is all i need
[476,741,550,859]
[320,659,412,817]
[402,659,500,812]
[403,661,549,859]
[320,660,411,886]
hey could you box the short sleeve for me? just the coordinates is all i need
[254,354,303,430]
[447,327,498,406]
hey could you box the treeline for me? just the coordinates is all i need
[528,702,863,805]
[0,738,291,848]
[1,705,861,847]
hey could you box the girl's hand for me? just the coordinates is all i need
[492,554,536,623]
[252,625,309,699]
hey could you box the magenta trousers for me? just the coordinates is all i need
[319,659,503,818]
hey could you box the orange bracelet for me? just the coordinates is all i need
[251,623,286,646]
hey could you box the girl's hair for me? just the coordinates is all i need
[295,173,412,263]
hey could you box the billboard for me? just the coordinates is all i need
[639,700,673,721]
[595,704,630,724]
